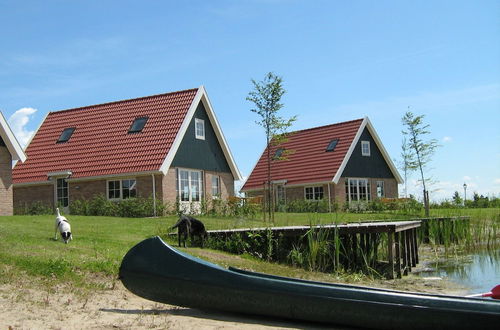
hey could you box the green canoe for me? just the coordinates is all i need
[119,236,500,329]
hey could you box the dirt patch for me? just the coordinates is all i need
[1,280,341,329]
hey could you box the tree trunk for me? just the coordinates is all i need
[423,189,430,217]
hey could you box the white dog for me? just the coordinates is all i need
[54,208,72,244]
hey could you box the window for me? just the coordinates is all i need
[57,127,75,143]
[326,139,339,152]
[212,175,220,198]
[128,117,148,133]
[56,178,69,207]
[361,141,370,156]
[376,181,385,198]
[108,180,121,199]
[108,179,137,200]
[274,148,284,159]
[305,186,324,200]
[122,179,137,199]
[195,118,205,140]
[178,169,203,202]
[345,178,371,202]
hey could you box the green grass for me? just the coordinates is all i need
[0,208,498,291]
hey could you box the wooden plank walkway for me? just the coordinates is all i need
[208,221,421,279]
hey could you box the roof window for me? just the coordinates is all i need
[274,148,284,159]
[57,128,75,143]
[326,139,339,152]
[128,117,148,133]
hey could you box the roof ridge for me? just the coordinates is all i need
[286,118,364,135]
[48,87,199,115]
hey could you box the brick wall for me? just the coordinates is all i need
[0,147,13,215]
[14,184,53,212]
[244,177,399,209]
[14,169,236,213]
[70,180,106,201]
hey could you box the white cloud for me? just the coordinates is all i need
[494,178,500,185]
[8,107,37,147]
[463,176,472,181]
[442,136,452,143]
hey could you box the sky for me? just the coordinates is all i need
[1,0,499,202]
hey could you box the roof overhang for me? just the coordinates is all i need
[47,171,72,179]
[0,112,27,162]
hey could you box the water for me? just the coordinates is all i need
[420,249,500,295]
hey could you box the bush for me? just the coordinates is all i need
[14,201,53,215]
[69,195,166,218]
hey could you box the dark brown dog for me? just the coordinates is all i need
[171,215,208,247]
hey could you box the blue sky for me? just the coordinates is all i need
[1,0,499,201]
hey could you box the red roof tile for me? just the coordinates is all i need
[13,88,198,184]
[241,119,364,191]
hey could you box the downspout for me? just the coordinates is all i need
[152,174,157,217]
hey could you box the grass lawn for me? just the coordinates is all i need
[0,208,497,292]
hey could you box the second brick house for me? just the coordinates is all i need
[241,117,402,210]
[13,87,242,214]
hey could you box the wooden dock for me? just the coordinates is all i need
[208,221,421,279]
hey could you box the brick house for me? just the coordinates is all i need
[0,112,27,215]
[241,117,402,210]
[13,87,242,214]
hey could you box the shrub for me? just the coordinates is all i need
[14,201,53,215]
[69,195,166,218]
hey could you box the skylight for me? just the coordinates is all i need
[128,117,148,133]
[326,139,339,152]
[274,148,284,159]
[57,127,75,143]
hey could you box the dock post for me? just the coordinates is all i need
[402,231,408,275]
[395,232,402,279]
[412,228,419,265]
[387,232,394,279]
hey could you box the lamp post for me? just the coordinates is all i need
[463,183,467,207]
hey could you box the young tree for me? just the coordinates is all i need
[401,111,439,216]
[452,191,463,206]
[398,136,417,198]
[247,72,296,223]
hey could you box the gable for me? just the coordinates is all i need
[341,127,394,179]
[171,102,231,173]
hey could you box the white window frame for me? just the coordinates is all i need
[195,118,205,140]
[345,178,371,202]
[211,175,220,199]
[56,178,69,207]
[376,180,385,198]
[107,178,137,200]
[361,140,371,156]
[178,169,203,202]
[304,186,324,201]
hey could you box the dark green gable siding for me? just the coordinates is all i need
[341,127,394,179]
[171,102,231,173]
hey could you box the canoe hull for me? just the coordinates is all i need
[119,237,500,330]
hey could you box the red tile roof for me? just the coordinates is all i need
[13,88,199,184]
[241,119,364,191]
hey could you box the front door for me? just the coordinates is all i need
[56,178,69,213]
[178,169,203,214]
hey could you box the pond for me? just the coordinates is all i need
[419,249,500,295]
